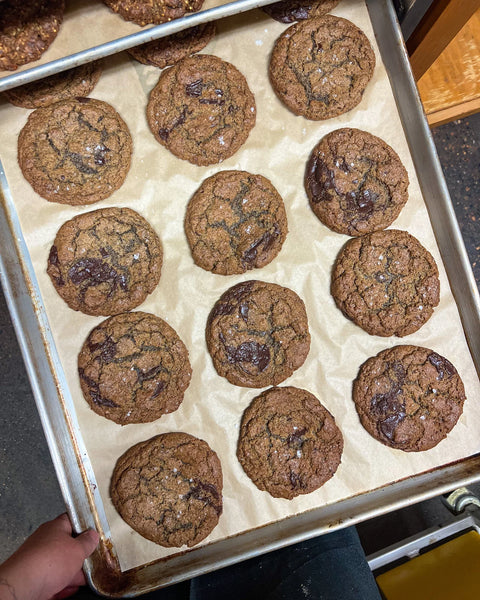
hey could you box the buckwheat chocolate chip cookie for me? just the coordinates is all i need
[18,98,132,205]
[206,280,310,388]
[305,128,409,236]
[110,432,223,547]
[0,0,64,71]
[103,0,204,27]
[269,16,375,120]
[237,386,343,499]
[78,311,191,425]
[5,62,102,108]
[127,22,215,69]
[185,170,288,275]
[146,54,256,166]
[331,229,440,337]
[262,0,340,24]
[47,207,162,316]
[353,345,466,452]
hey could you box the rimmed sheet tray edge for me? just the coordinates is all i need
[0,0,479,596]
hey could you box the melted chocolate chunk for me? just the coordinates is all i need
[88,335,117,363]
[68,258,126,291]
[242,228,281,265]
[224,340,270,372]
[66,151,98,175]
[210,281,255,320]
[428,352,456,380]
[78,367,119,407]
[185,79,204,97]
[151,380,166,399]
[184,480,222,516]
[286,427,307,446]
[47,245,65,286]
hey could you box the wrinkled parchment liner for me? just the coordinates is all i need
[1,0,479,573]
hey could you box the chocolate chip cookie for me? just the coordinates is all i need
[305,128,409,236]
[110,432,223,547]
[17,98,132,205]
[47,207,162,316]
[331,229,440,337]
[78,311,191,425]
[127,22,215,69]
[146,54,256,166]
[353,345,466,452]
[262,0,340,24]
[0,0,64,71]
[185,170,288,275]
[237,386,343,499]
[5,62,102,108]
[269,16,375,120]
[206,280,310,388]
[103,0,204,27]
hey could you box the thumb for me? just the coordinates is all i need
[74,529,100,560]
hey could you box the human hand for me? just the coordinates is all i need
[0,513,99,600]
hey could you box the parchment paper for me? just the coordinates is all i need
[1,0,479,573]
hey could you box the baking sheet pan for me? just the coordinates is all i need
[1,0,479,596]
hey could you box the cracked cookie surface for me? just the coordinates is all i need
[206,280,310,388]
[146,54,256,166]
[128,22,215,68]
[18,98,132,205]
[47,207,162,316]
[331,229,440,337]
[185,170,288,275]
[110,432,223,547]
[0,0,64,71]
[305,128,409,236]
[269,16,375,120]
[237,386,343,499]
[353,345,466,452]
[78,311,191,425]
[262,0,340,24]
[102,0,204,26]
[5,62,102,108]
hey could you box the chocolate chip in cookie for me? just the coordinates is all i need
[147,54,256,166]
[206,280,310,388]
[269,16,375,120]
[185,170,288,275]
[110,432,223,547]
[18,98,132,205]
[237,386,343,499]
[78,311,191,425]
[262,0,340,24]
[331,229,440,337]
[47,207,163,316]
[353,345,466,451]
[305,128,409,236]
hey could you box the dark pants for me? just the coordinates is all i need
[150,526,381,600]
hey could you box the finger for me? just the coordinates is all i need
[51,513,73,535]
[74,529,100,559]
